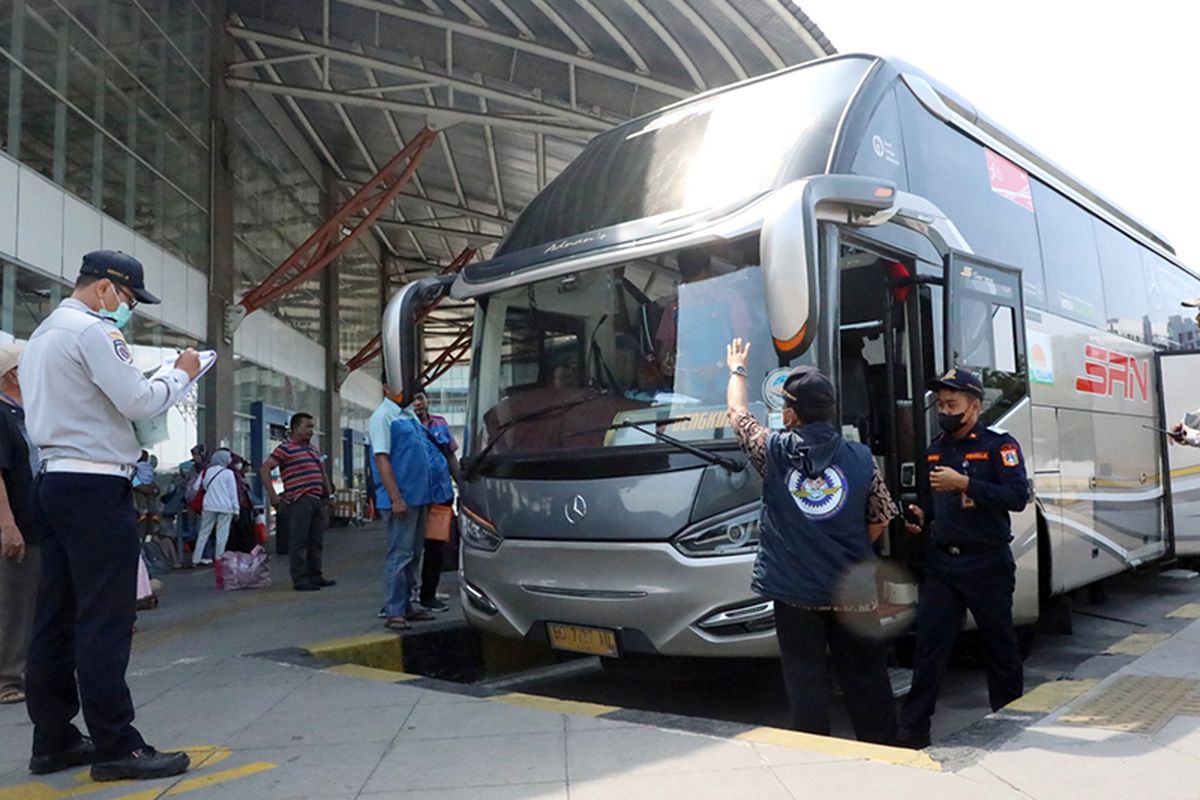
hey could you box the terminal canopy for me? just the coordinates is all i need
[224,0,834,365]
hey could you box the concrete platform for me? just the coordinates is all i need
[3,525,1200,799]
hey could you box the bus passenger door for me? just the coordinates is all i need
[944,252,1040,624]
[1158,351,1200,556]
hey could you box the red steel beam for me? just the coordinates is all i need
[228,127,439,330]
[420,326,473,387]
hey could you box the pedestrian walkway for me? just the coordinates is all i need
[2,524,1200,799]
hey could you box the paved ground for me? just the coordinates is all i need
[3,523,1200,799]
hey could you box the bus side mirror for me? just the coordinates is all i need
[760,177,897,361]
[382,276,454,402]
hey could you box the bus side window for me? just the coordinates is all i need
[1145,252,1200,350]
[1035,180,1105,328]
[896,86,1046,309]
[1095,219,1152,343]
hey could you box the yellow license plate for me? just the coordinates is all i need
[547,623,619,657]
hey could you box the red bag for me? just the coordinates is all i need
[188,467,226,514]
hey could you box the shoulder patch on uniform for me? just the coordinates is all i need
[1000,443,1020,467]
[965,451,990,461]
[106,329,124,340]
[112,338,133,364]
[927,453,942,463]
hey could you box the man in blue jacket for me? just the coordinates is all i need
[726,339,898,744]
[369,392,453,631]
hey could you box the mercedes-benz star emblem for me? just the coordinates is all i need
[564,494,588,524]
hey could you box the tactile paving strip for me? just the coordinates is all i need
[1059,676,1200,734]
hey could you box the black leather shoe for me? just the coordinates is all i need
[896,727,931,749]
[315,577,337,587]
[293,583,320,591]
[29,737,96,775]
[91,746,190,782]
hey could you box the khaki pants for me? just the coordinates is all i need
[0,545,40,694]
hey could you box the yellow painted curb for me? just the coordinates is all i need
[326,663,419,682]
[1005,679,1099,713]
[306,632,406,672]
[1167,603,1200,619]
[1104,632,1170,656]
[307,632,400,656]
[735,726,941,771]
[494,692,619,717]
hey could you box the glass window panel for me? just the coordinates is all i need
[1094,219,1152,343]
[20,3,60,89]
[62,105,97,201]
[897,88,1047,308]
[18,78,58,180]
[100,135,129,221]
[1035,180,1105,327]
[0,57,11,156]
[1145,253,1200,350]
[14,267,57,340]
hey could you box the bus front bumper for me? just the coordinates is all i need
[459,539,779,658]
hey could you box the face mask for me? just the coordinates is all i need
[102,284,133,329]
[937,412,967,434]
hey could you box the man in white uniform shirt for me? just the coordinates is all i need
[21,250,200,782]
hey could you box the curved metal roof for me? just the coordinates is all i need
[224,0,834,357]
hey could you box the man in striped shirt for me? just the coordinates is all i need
[261,413,335,591]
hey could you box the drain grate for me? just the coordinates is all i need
[1059,676,1200,734]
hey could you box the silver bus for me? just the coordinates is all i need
[384,53,1200,660]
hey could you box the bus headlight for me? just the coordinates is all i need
[672,508,761,558]
[460,508,503,552]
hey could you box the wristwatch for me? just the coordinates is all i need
[729,365,748,378]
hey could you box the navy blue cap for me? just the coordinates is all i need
[773,365,835,409]
[927,367,984,399]
[79,250,160,305]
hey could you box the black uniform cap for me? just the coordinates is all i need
[79,250,160,305]
[927,367,984,399]
[773,365,836,410]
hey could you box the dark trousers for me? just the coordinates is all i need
[419,538,445,606]
[900,550,1023,735]
[25,473,145,759]
[287,495,326,586]
[774,602,897,744]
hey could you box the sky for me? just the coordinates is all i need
[798,0,1199,265]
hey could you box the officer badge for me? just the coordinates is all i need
[113,339,133,364]
[1000,444,1020,467]
[788,466,848,520]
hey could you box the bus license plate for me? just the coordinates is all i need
[547,623,619,657]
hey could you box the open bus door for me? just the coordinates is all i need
[944,251,1040,624]
[1157,351,1200,556]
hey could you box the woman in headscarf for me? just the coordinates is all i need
[192,449,238,565]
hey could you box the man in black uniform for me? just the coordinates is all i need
[898,367,1029,748]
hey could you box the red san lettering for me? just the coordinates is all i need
[1074,344,1148,401]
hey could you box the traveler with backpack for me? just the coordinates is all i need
[190,449,238,566]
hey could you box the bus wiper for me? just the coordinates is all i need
[463,390,609,479]
[603,419,745,474]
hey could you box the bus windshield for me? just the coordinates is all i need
[468,239,786,459]
[499,56,874,255]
